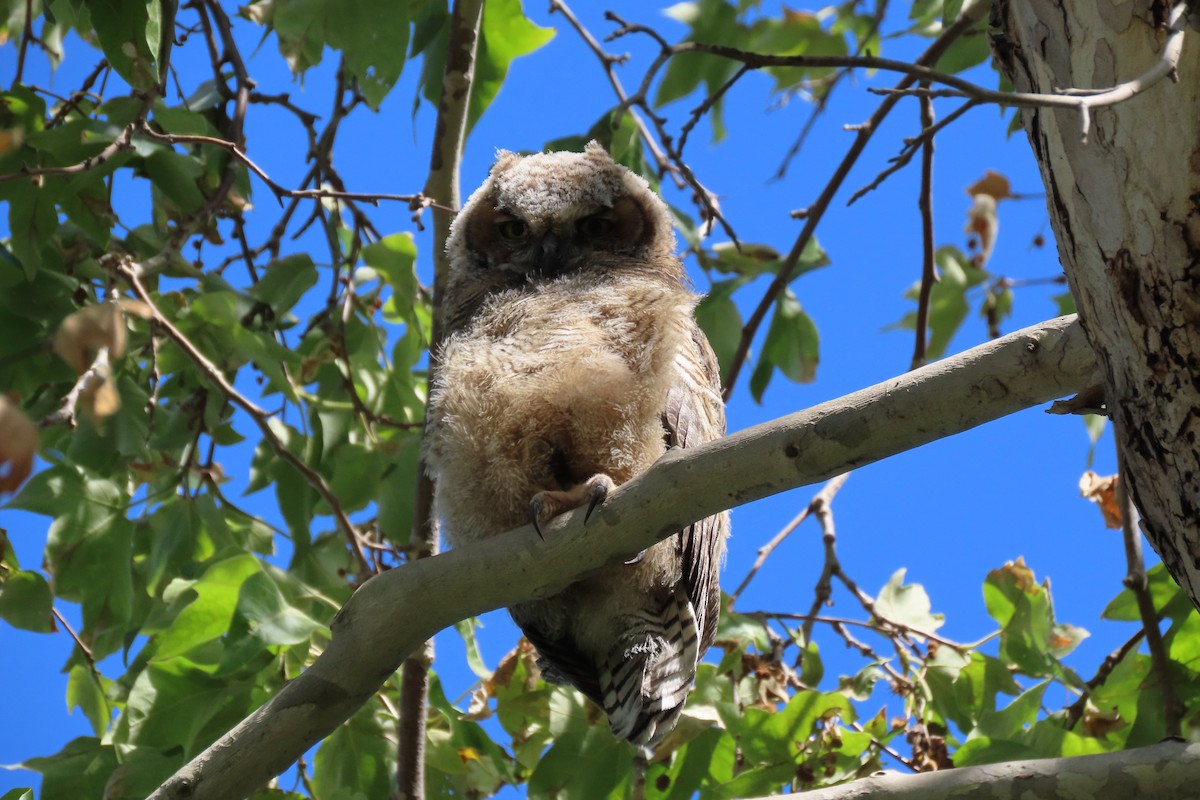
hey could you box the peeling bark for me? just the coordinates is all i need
[993,0,1200,605]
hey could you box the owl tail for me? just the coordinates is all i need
[599,587,701,750]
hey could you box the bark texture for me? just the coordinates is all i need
[993,1,1200,604]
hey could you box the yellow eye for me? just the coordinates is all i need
[577,215,615,237]
[497,219,529,240]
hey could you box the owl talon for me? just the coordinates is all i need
[584,479,610,524]
[529,499,547,541]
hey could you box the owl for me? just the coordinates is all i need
[424,142,728,750]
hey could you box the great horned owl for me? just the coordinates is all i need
[424,142,728,749]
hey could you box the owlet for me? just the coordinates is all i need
[424,142,729,749]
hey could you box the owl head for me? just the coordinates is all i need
[446,141,677,282]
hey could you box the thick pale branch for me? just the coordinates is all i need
[777,739,1200,800]
[149,315,1096,800]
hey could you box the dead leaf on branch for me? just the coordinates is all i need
[990,557,1038,593]
[52,299,152,373]
[0,396,38,495]
[966,170,1013,201]
[964,194,999,265]
[52,299,152,421]
[1079,470,1123,529]
[1081,703,1126,738]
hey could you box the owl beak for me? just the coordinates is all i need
[534,235,567,275]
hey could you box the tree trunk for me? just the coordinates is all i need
[992,1,1200,605]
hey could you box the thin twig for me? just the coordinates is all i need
[40,348,112,429]
[1064,628,1146,729]
[0,93,155,184]
[14,0,33,86]
[52,607,95,666]
[730,473,850,605]
[850,99,978,205]
[911,87,936,370]
[1118,464,1183,737]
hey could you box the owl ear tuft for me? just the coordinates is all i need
[491,149,522,173]
[584,140,613,161]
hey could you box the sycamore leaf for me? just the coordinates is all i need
[1079,471,1123,529]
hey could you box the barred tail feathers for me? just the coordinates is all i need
[599,588,701,749]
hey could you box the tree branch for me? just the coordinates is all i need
[148,314,1097,800]
[776,739,1200,799]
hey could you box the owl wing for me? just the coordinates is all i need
[662,321,729,654]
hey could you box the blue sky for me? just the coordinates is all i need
[1,2,1130,795]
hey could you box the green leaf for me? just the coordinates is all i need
[326,0,412,109]
[249,254,318,317]
[694,280,744,382]
[750,287,820,402]
[529,689,628,800]
[43,479,134,653]
[1052,290,1076,316]
[748,9,847,92]
[84,0,162,90]
[1,790,34,800]
[21,737,118,800]
[152,553,261,661]
[66,663,113,738]
[655,0,745,138]
[271,0,327,73]
[1103,561,1182,621]
[875,568,944,633]
[365,233,419,324]
[983,560,1086,677]
[467,0,555,131]
[975,678,1049,739]
[890,245,987,359]
[952,735,1036,767]
[933,18,990,74]
[313,702,397,800]
[144,149,207,216]
[0,569,54,632]
[121,659,253,753]
[235,569,322,647]
[734,689,852,765]
[455,618,492,679]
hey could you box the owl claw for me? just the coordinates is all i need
[529,501,547,541]
[584,479,610,524]
[529,474,616,538]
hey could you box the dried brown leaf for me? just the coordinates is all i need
[79,363,121,421]
[966,170,1012,201]
[0,396,38,495]
[53,304,127,372]
[992,557,1038,593]
[964,194,999,264]
[1081,704,1126,737]
[1079,470,1123,529]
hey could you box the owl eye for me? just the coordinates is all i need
[576,215,616,238]
[497,219,529,240]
